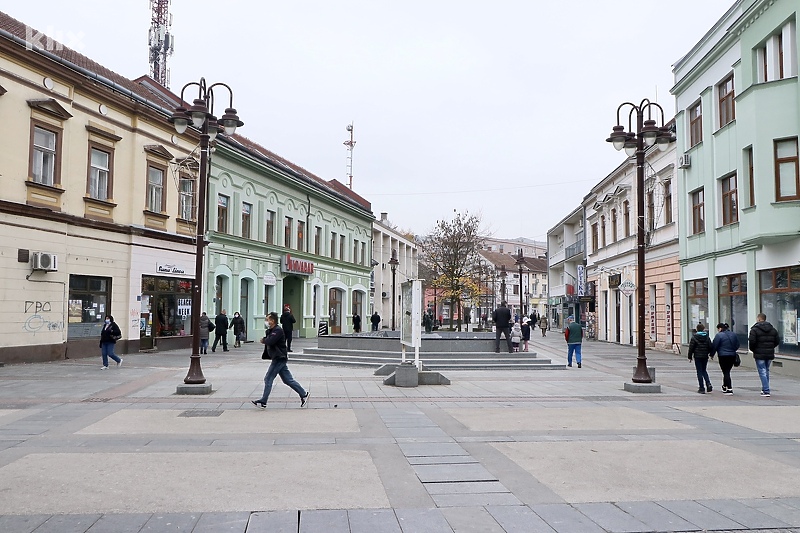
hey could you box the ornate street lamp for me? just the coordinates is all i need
[170,78,243,389]
[388,249,399,331]
[515,251,525,317]
[500,264,507,304]
[606,99,675,383]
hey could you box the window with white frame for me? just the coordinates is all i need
[178,176,194,221]
[88,147,111,201]
[775,137,800,201]
[32,125,58,186]
[757,21,798,83]
[147,165,165,212]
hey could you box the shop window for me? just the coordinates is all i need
[141,276,193,338]
[759,266,800,356]
[68,275,111,339]
[718,274,748,346]
[686,278,709,333]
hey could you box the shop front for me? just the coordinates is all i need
[139,265,194,350]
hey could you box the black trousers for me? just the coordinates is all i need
[495,327,513,353]
[283,327,293,351]
[718,356,735,390]
[212,331,227,351]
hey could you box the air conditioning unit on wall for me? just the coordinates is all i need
[678,153,691,168]
[32,252,58,272]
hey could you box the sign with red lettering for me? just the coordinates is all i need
[281,254,315,276]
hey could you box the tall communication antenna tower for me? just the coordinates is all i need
[343,122,356,189]
[148,0,174,88]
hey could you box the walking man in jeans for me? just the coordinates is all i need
[749,313,780,397]
[492,301,513,353]
[563,315,583,368]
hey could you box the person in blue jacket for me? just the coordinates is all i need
[711,322,740,395]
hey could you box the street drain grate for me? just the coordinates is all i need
[82,397,112,402]
[178,410,224,417]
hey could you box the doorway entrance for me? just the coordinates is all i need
[329,288,343,334]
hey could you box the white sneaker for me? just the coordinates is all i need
[117,358,123,367]
[101,366,108,370]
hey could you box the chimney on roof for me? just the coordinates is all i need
[380,212,388,223]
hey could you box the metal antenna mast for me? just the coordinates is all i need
[148,0,174,88]
[343,122,356,189]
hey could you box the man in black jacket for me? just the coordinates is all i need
[749,313,780,397]
[280,304,296,352]
[212,309,229,352]
[492,301,513,354]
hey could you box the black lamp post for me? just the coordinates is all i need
[515,251,525,317]
[500,264,507,304]
[169,78,243,386]
[606,99,675,383]
[388,249,399,331]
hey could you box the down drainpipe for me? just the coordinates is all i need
[306,194,311,254]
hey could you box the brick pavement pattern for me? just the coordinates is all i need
[1,334,800,532]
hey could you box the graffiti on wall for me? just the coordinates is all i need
[23,301,64,334]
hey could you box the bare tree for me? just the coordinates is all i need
[421,211,485,331]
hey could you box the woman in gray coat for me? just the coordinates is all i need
[198,312,212,354]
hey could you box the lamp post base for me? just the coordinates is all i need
[176,383,213,395]
[624,382,661,393]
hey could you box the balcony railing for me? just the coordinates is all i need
[565,239,584,260]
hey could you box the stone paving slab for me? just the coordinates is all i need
[431,492,523,507]
[76,408,360,434]
[346,509,402,533]
[656,499,743,530]
[445,406,692,432]
[398,442,468,456]
[0,451,389,514]
[573,502,651,533]
[493,440,800,503]
[699,499,792,529]
[246,510,297,533]
[612,501,699,532]
[298,509,349,533]
[531,503,607,533]
[408,455,477,465]
[394,508,454,533]
[438,506,506,532]
[677,405,800,434]
[485,505,557,533]
[413,463,497,483]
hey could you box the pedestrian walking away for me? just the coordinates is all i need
[511,321,522,352]
[563,315,583,367]
[251,312,310,409]
[711,322,739,394]
[280,304,296,352]
[99,315,122,369]
[749,313,780,397]
[198,312,212,354]
[211,309,229,352]
[352,312,362,333]
[230,311,245,348]
[688,323,714,393]
[538,315,548,337]
[371,311,381,331]
[492,301,513,353]
[521,317,531,352]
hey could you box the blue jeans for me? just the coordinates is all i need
[100,342,121,367]
[257,359,306,404]
[567,343,582,365]
[200,338,209,353]
[755,359,771,393]
[694,357,712,389]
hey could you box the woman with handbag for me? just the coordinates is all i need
[198,312,212,354]
[99,315,122,369]
[251,312,310,409]
[230,311,245,348]
[711,322,740,395]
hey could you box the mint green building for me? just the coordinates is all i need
[672,0,800,368]
[205,136,374,340]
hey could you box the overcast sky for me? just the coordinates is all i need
[6,1,734,240]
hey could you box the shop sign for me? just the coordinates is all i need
[282,254,315,276]
[577,265,585,296]
[608,274,621,289]
[156,263,187,275]
[619,279,636,297]
[665,303,673,337]
[263,272,277,286]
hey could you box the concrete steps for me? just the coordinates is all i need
[295,348,565,370]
